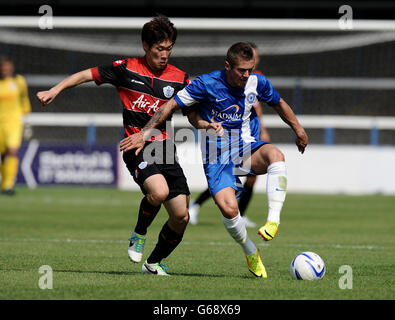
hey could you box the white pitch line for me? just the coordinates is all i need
[0,237,394,250]
[0,237,125,244]
[1,196,140,207]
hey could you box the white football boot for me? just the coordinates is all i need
[128,231,146,263]
[188,202,200,225]
[242,216,257,228]
[141,261,170,276]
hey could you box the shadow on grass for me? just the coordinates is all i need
[54,269,140,276]
[55,269,248,279]
[2,268,253,279]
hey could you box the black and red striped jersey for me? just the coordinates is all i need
[90,57,190,141]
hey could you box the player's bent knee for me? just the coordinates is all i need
[147,190,169,206]
[267,146,285,163]
[276,150,285,162]
[170,211,189,230]
[220,204,239,219]
[178,212,189,226]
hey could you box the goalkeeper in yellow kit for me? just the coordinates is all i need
[0,57,31,195]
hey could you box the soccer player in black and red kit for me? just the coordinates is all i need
[37,16,190,276]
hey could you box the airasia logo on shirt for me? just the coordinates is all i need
[132,94,160,115]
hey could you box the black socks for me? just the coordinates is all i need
[147,222,184,264]
[134,197,161,236]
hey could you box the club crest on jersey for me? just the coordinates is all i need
[138,161,148,169]
[113,60,125,66]
[9,82,17,91]
[163,86,174,98]
[246,92,256,104]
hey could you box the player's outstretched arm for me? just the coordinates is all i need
[36,69,93,106]
[119,97,181,155]
[187,108,224,136]
[273,98,308,153]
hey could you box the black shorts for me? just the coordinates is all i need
[123,140,190,201]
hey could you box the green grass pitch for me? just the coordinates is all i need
[1,186,394,300]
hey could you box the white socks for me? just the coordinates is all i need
[220,161,287,256]
[222,213,256,256]
[266,161,287,223]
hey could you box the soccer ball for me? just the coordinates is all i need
[290,251,326,280]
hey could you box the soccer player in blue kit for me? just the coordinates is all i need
[120,42,308,278]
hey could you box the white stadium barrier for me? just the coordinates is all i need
[24,113,394,194]
[118,142,395,195]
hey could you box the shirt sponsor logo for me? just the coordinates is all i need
[211,105,242,123]
[132,94,160,113]
[131,79,145,85]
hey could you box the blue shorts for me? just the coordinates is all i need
[203,140,268,197]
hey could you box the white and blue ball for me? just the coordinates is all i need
[290,252,326,280]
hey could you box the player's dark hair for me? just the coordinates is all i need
[246,41,258,49]
[0,56,12,65]
[141,15,177,48]
[226,42,254,67]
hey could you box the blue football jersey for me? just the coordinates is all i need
[175,69,280,125]
[174,69,280,165]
